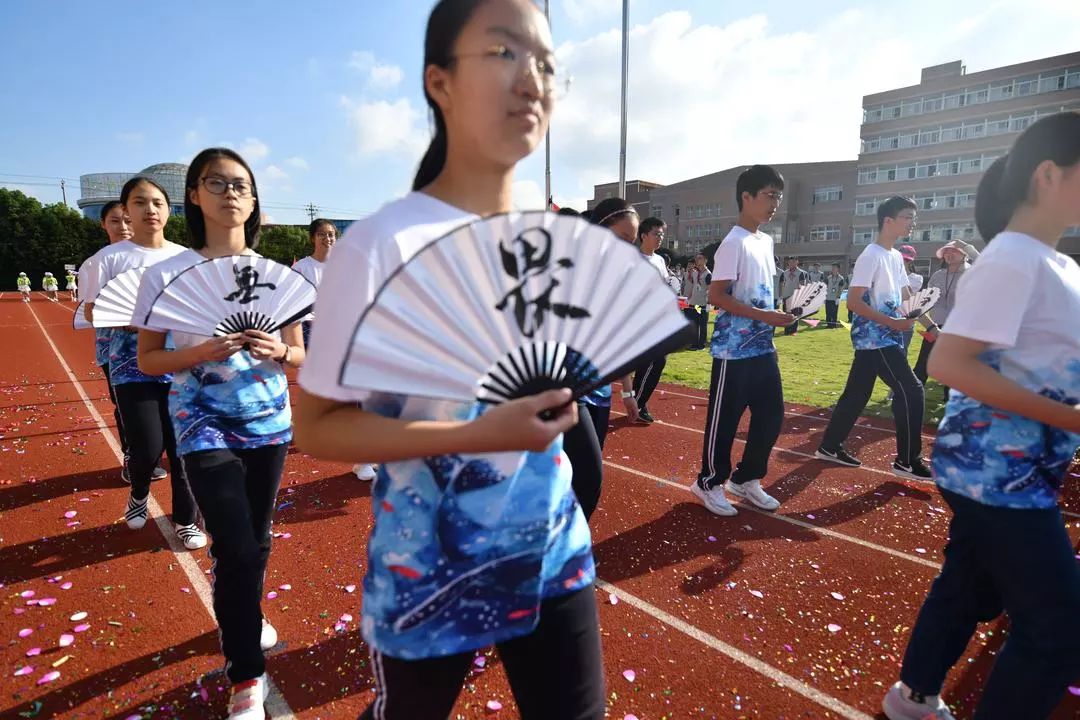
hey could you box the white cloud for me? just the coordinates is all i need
[348,50,405,90]
[512,180,547,210]
[285,156,309,171]
[262,165,289,182]
[341,96,429,159]
[240,138,270,162]
[115,131,144,144]
[564,0,622,25]
[184,129,201,146]
[550,3,1080,198]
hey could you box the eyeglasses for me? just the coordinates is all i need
[199,177,254,197]
[761,191,784,204]
[451,44,572,99]
[315,231,336,240]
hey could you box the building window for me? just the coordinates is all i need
[809,225,842,242]
[813,185,843,204]
[651,205,663,219]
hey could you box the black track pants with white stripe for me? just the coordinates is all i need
[697,353,784,489]
[820,345,924,463]
[632,354,667,410]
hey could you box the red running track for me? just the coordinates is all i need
[2,293,1079,719]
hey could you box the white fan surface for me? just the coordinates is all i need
[340,212,691,404]
[901,286,941,319]
[789,281,827,318]
[142,256,316,337]
[73,301,92,330]
[92,267,146,328]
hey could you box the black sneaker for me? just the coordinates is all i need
[893,458,933,481]
[636,409,655,425]
[814,446,862,467]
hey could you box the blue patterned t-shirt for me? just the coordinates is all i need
[932,232,1080,509]
[849,243,909,351]
[133,250,293,456]
[298,193,595,660]
[709,226,776,360]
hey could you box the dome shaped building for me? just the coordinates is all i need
[78,162,189,220]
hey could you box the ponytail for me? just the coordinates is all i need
[412,111,449,191]
[974,156,1012,241]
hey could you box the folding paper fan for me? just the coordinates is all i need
[92,267,146,328]
[339,212,692,405]
[787,281,827,319]
[900,286,941,319]
[142,256,316,337]
[72,301,92,330]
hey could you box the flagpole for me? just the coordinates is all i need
[544,0,552,209]
[618,0,629,199]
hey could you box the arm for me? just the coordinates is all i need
[960,240,980,261]
[294,388,579,463]
[709,280,794,327]
[928,335,1080,434]
[847,286,913,331]
[619,374,639,422]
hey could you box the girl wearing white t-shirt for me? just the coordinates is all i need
[883,113,1080,720]
[295,2,603,719]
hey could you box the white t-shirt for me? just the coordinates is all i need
[934,231,1080,509]
[642,251,668,282]
[292,256,325,289]
[908,272,924,293]
[710,225,776,359]
[81,239,188,301]
[849,242,910,351]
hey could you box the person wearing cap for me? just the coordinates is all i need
[912,239,981,401]
[17,272,31,302]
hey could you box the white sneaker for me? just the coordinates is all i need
[227,673,268,720]
[151,466,168,480]
[125,492,148,529]
[882,682,955,720]
[725,479,780,511]
[691,481,737,516]
[174,523,207,550]
[353,463,377,481]
[260,619,278,651]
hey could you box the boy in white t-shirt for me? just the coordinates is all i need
[693,165,795,516]
[631,217,672,424]
[816,197,935,480]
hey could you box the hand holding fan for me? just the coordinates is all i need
[92,267,147,328]
[787,281,827,321]
[339,212,692,405]
[900,286,941,320]
[142,256,316,337]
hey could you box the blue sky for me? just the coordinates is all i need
[2,0,1078,223]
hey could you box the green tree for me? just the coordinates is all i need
[164,216,189,246]
[0,189,108,288]
[258,225,310,265]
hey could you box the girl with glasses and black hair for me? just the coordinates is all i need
[294,2,604,718]
[132,148,305,720]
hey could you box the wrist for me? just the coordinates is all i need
[620,390,635,399]
[276,344,292,365]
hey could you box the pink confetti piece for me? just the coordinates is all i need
[266,592,278,600]
[622,669,636,682]
[783,644,794,653]
[830,592,845,601]
[38,598,57,606]
[73,623,90,633]
[60,582,73,590]
[333,622,346,632]
[915,548,927,554]
[26,647,41,657]
[486,700,503,711]
[59,634,74,648]
[806,514,816,520]
[474,655,487,669]
[37,670,60,685]
[707,535,717,542]
[624,715,640,720]
[20,591,35,599]
[14,665,33,677]
[12,608,24,615]
[1069,686,1080,697]
[69,611,87,622]
[827,623,842,633]
[749,589,764,599]
[66,521,81,527]
[608,593,619,605]
[344,584,356,593]
[278,584,291,591]
[18,628,32,638]
[64,511,77,519]
[340,613,354,623]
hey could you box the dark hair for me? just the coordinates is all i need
[556,207,580,216]
[412,0,486,191]
[876,196,917,230]
[309,218,336,237]
[638,216,665,240]
[832,262,841,269]
[99,200,123,222]
[120,176,170,207]
[184,147,262,250]
[589,197,637,227]
[975,112,1080,240]
[736,165,784,211]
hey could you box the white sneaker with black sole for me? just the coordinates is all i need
[814,446,862,467]
[691,481,737,516]
[725,479,780,511]
[882,681,955,719]
[152,466,168,480]
[125,492,148,529]
[260,619,278,650]
[353,464,377,481]
[174,523,207,550]
[892,458,933,481]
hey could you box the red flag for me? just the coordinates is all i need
[548,196,560,212]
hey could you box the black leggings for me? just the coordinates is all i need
[359,586,605,720]
[113,381,196,525]
[565,403,607,520]
[183,445,288,683]
[633,355,667,410]
[101,363,128,456]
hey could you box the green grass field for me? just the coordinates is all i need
[663,303,951,426]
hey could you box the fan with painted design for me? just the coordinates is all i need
[901,286,941,320]
[91,267,147,328]
[338,212,692,405]
[787,281,827,324]
[140,255,316,337]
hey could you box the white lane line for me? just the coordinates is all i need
[610,409,1080,522]
[27,302,296,720]
[596,580,875,720]
[653,385,938,441]
[603,460,941,570]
